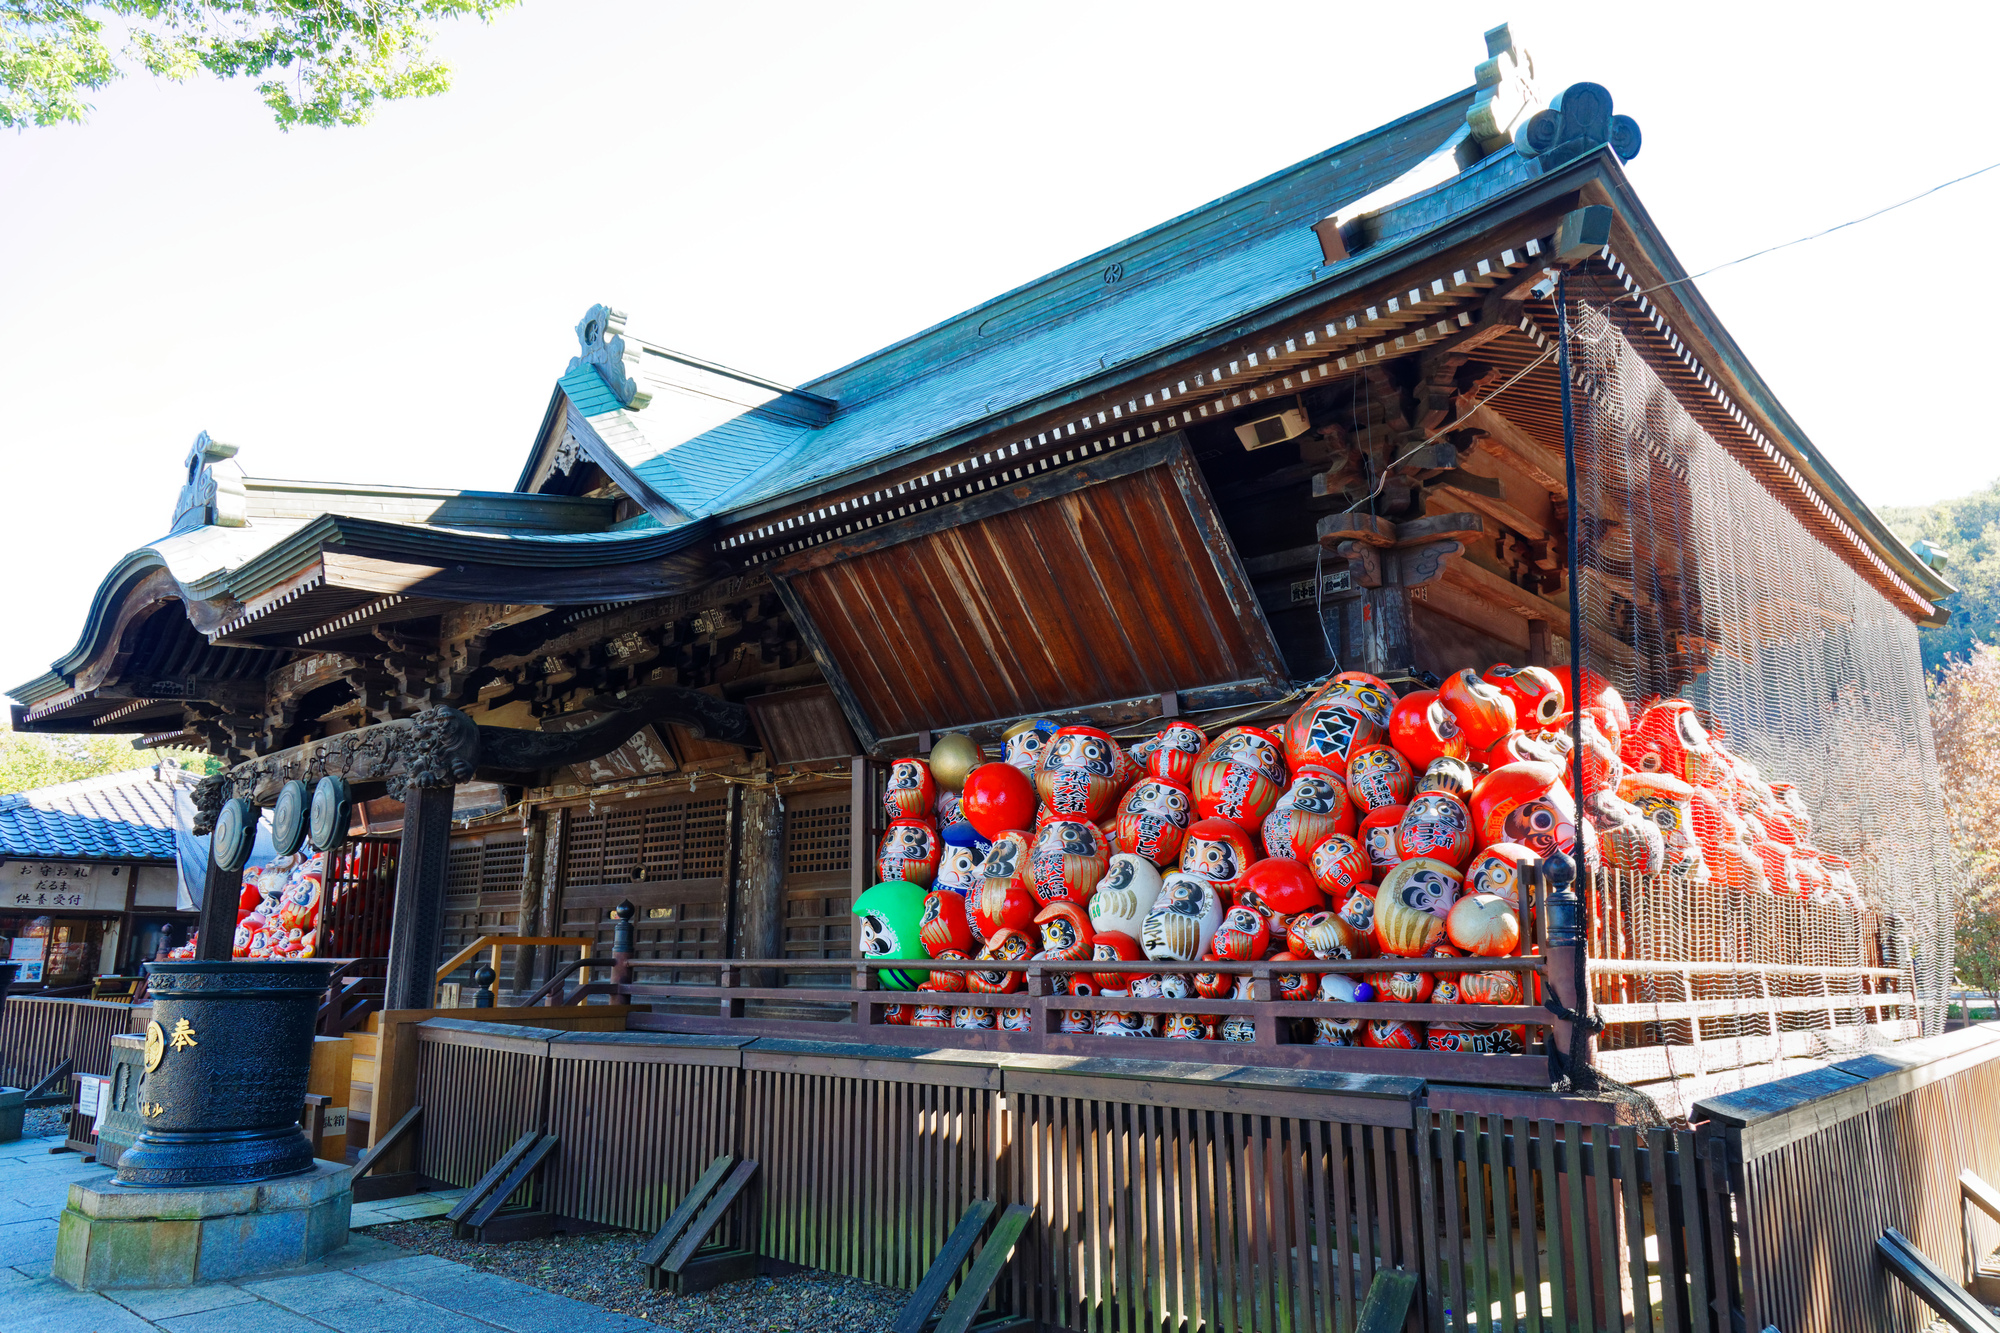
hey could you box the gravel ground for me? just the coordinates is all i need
[371,1218,911,1332]
[23,1105,68,1139]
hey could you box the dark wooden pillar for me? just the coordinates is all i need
[1321,511,1482,677]
[533,808,566,986]
[512,813,546,994]
[383,782,455,1012]
[195,839,240,962]
[735,784,785,986]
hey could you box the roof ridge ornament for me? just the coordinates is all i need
[1464,24,1541,159]
[171,431,248,534]
[1514,81,1642,169]
[568,304,654,412]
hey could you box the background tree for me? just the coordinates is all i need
[0,720,203,794]
[3,0,516,131]
[1883,479,2000,674]
[1930,644,2000,1015]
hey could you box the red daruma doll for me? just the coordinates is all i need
[1037,726,1125,821]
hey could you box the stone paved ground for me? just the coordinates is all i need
[0,1123,670,1333]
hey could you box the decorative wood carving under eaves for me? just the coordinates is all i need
[215,686,755,805]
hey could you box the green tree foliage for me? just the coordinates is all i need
[2,0,516,131]
[0,723,201,795]
[1881,480,2000,675]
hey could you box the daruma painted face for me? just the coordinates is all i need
[1358,805,1406,877]
[1346,745,1415,814]
[1191,732,1284,828]
[1143,721,1208,786]
[1471,763,1579,861]
[1029,818,1109,904]
[1464,842,1536,909]
[1002,718,1059,776]
[1262,768,1355,861]
[1037,726,1123,820]
[877,818,941,887]
[1115,778,1194,866]
[1178,818,1258,897]
[1396,792,1474,870]
[1309,833,1372,900]
[884,758,937,821]
[1140,873,1223,962]
[1381,856,1463,921]
[1088,854,1161,938]
[1619,772,1706,877]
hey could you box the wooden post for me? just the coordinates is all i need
[511,813,545,994]
[533,808,567,987]
[195,838,240,963]
[848,756,871,942]
[735,783,785,987]
[383,782,455,1012]
[612,899,635,988]
[1527,617,1552,668]
[1544,860,1594,1077]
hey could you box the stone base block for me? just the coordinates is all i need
[0,1088,23,1143]
[52,1159,352,1289]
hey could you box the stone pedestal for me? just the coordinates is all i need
[53,1159,352,1289]
[0,1088,23,1143]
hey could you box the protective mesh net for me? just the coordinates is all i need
[1563,298,1953,1118]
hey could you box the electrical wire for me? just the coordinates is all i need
[1630,160,2000,299]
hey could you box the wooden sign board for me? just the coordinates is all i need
[2,861,130,913]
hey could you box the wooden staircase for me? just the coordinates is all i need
[346,1012,380,1148]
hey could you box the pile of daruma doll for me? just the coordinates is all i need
[851,664,1850,1056]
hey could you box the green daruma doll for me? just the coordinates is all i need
[852,880,931,989]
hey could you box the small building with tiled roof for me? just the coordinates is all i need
[0,766,193,988]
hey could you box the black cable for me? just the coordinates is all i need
[1631,160,2000,299]
[1557,270,1595,1085]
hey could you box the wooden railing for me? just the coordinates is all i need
[604,955,1558,1086]
[0,994,132,1096]
[434,936,594,1006]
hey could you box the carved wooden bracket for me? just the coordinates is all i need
[218,687,755,804]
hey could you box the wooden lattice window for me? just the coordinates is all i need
[782,790,853,965]
[442,832,529,967]
[446,844,483,896]
[559,795,731,971]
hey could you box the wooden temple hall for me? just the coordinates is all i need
[4,25,1972,1333]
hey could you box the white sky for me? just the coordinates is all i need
[2,1,1995,699]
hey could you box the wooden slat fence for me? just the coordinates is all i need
[1421,1111,1730,1333]
[0,996,130,1094]
[1001,1064,1426,1333]
[1697,1022,2000,1333]
[412,1020,557,1210]
[402,1016,1792,1333]
[740,1042,1002,1290]
[543,1032,748,1235]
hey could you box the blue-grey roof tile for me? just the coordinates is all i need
[567,89,1486,520]
[0,767,179,862]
